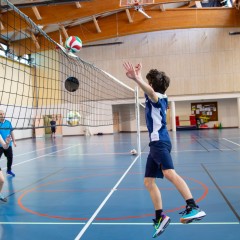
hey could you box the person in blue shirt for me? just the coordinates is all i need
[0,110,16,177]
[50,117,57,138]
[0,134,11,202]
[123,62,206,238]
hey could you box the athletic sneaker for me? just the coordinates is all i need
[152,214,171,238]
[179,205,206,224]
[0,194,7,203]
[6,170,15,177]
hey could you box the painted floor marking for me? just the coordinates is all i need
[1,143,83,170]
[74,154,141,240]
[223,138,240,147]
[0,222,238,225]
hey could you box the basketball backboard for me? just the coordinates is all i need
[120,0,154,7]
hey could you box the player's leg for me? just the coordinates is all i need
[144,177,162,210]
[5,147,15,177]
[156,141,206,224]
[145,149,170,238]
[163,169,206,223]
[0,147,3,158]
[0,169,7,202]
[163,169,192,199]
[144,177,170,238]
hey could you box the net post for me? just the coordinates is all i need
[135,86,141,157]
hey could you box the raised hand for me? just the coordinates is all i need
[123,62,142,81]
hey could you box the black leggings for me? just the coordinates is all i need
[0,146,13,171]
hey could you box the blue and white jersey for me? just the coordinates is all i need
[145,93,170,142]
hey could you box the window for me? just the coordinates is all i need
[0,43,31,66]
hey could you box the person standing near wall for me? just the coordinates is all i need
[50,117,57,138]
[0,110,16,177]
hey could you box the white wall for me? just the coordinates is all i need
[14,129,32,139]
[77,27,240,130]
[79,28,240,97]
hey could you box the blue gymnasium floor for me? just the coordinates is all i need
[0,129,240,240]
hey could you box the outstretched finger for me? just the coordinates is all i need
[123,62,129,71]
[123,61,133,71]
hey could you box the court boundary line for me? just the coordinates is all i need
[201,163,240,221]
[13,144,66,157]
[0,222,238,225]
[7,168,64,198]
[74,154,141,240]
[223,138,240,147]
[1,143,83,171]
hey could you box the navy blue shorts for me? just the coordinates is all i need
[145,141,174,179]
[51,127,56,133]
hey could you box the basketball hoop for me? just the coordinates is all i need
[119,0,153,19]
[119,0,154,7]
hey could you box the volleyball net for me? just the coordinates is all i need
[0,0,136,131]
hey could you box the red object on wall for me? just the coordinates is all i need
[190,115,196,125]
[176,116,179,126]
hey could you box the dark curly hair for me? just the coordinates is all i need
[146,69,170,94]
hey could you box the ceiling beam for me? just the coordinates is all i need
[93,16,101,33]
[53,8,240,43]
[0,1,205,30]
[125,9,133,23]
[8,7,240,55]
[25,29,40,49]
[59,25,69,38]
[30,0,42,20]
[0,21,4,30]
[75,2,82,8]
[32,6,42,20]
[0,0,92,10]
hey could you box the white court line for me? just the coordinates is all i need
[223,138,240,147]
[93,222,240,225]
[0,222,238,225]
[1,143,82,170]
[45,152,130,156]
[0,222,86,225]
[14,144,65,157]
[74,154,141,240]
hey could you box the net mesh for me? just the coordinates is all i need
[0,0,135,130]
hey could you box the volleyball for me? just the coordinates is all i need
[67,111,81,126]
[65,36,82,53]
[130,149,137,155]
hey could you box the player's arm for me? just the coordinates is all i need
[10,130,16,147]
[0,135,11,149]
[123,62,158,103]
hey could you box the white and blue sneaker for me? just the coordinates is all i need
[180,205,206,224]
[152,214,171,238]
